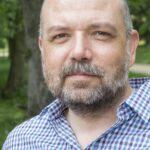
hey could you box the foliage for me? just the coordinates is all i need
[135,45,150,64]
[128,0,150,44]
[0,0,22,47]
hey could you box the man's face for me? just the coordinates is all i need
[39,0,134,112]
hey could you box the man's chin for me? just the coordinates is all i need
[61,88,94,101]
[59,83,126,116]
[64,77,102,89]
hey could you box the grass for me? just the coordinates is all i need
[0,99,27,147]
[129,72,150,78]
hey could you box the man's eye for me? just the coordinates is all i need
[95,31,110,36]
[92,31,111,40]
[52,33,70,43]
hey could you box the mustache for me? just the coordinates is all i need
[60,62,105,78]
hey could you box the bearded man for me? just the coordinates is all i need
[3,0,150,149]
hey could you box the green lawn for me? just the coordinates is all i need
[129,72,150,78]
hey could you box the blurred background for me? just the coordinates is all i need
[0,0,150,147]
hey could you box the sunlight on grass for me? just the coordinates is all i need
[129,72,150,78]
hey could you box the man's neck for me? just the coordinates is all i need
[65,85,133,149]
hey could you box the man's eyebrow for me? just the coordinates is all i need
[46,23,118,34]
[47,26,70,33]
[88,23,118,33]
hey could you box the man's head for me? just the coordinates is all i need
[39,0,133,38]
[39,0,139,115]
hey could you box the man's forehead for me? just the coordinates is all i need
[41,0,125,34]
[42,0,123,12]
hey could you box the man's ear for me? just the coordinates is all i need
[38,36,43,52]
[129,30,139,67]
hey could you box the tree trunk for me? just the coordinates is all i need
[3,29,26,97]
[21,0,53,116]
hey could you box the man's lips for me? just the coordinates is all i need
[65,72,98,77]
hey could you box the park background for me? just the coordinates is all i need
[0,0,150,147]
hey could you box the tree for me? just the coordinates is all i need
[0,0,26,96]
[128,0,150,45]
[21,0,53,116]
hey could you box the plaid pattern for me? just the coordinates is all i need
[3,78,150,150]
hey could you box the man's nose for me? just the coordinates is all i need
[70,32,92,62]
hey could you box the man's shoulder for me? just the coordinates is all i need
[9,113,50,135]
[9,101,55,133]
[2,100,61,149]
[129,77,150,89]
[127,77,150,123]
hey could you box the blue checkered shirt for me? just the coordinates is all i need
[3,78,150,150]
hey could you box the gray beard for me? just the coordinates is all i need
[44,60,129,117]
[59,82,127,117]
[59,62,128,116]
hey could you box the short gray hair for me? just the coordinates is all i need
[39,0,133,38]
[121,0,133,38]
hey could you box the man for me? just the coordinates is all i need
[3,0,150,149]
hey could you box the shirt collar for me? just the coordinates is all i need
[39,98,67,121]
[126,77,150,123]
[40,99,81,149]
[41,78,150,123]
